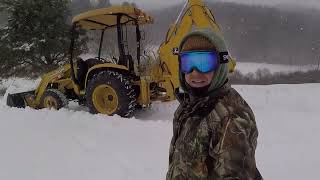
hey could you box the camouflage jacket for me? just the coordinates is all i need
[166,84,263,180]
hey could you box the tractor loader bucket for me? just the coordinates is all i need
[6,91,35,108]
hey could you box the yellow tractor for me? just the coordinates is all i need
[7,6,156,117]
[6,1,236,117]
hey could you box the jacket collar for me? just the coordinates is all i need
[175,81,231,104]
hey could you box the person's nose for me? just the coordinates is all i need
[190,69,202,76]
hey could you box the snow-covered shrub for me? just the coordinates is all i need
[0,0,87,77]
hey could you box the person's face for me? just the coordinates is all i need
[185,70,214,88]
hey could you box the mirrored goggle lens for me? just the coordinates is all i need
[179,51,219,73]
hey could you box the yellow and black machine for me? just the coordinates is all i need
[7,0,236,117]
[7,6,156,117]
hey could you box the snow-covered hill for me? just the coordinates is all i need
[0,79,319,180]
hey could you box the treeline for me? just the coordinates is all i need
[230,69,320,85]
[149,2,320,66]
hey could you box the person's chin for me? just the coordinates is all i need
[189,82,209,88]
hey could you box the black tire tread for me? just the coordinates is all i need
[40,89,68,110]
[86,70,137,118]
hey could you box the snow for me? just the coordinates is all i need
[0,78,319,179]
[79,54,97,60]
[1,33,8,40]
[1,78,40,98]
[13,43,34,52]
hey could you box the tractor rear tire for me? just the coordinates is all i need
[40,89,68,110]
[86,70,137,118]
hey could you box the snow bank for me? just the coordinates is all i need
[0,103,173,180]
[0,79,319,180]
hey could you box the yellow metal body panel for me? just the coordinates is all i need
[131,76,153,106]
[55,79,74,92]
[158,0,236,94]
[159,75,175,101]
[137,77,151,106]
[33,64,72,106]
[72,6,153,30]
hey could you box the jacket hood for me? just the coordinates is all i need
[178,29,230,97]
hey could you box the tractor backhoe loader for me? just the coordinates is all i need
[6,1,236,117]
[7,6,155,117]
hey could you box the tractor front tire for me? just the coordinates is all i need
[40,89,68,110]
[86,71,137,118]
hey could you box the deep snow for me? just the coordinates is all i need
[0,79,319,180]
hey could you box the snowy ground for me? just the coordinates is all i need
[0,79,319,180]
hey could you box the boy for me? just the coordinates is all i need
[166,29,263,180]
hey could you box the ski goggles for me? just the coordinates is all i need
[179,51,228,74]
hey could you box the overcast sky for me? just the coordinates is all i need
[110,0,320,10]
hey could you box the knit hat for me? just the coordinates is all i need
[181,35,217,52]
[179,28,229,94]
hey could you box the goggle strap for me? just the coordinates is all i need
[219,52,229,64]
[179,51,229,64]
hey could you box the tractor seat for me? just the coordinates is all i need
[118,55,134,71]
[86,58,104,69]
[76,58,88,88]
[76,58,104,88]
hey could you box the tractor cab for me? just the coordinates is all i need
[69,6,153,86]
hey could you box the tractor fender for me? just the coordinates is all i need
[84,64,129,89]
